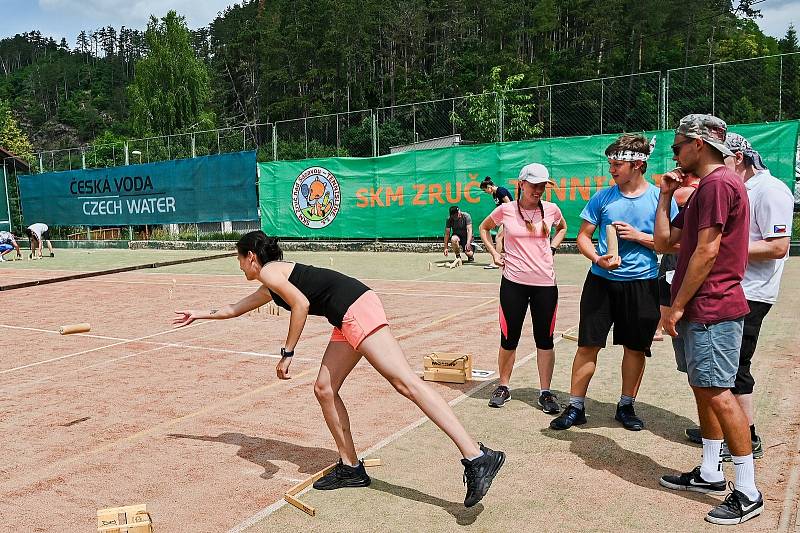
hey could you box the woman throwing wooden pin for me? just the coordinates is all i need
[479,163,567,412]
[173,231,504,507]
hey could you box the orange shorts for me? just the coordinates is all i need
[330,290,388,349]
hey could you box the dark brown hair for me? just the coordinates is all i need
[605,133,650,172]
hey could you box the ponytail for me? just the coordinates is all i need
[237,230,283,264]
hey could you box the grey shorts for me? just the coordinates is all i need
[672,319,743,388]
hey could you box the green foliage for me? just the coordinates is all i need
[128,11,211,136]
[0,99,34,161]
[450,67,543,143]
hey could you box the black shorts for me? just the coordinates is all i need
[451,232,473,252]
[658,275,671,307]
[499,277,558,350]
[732,300,772,395]
[578,271,660,355]
[41,229,51,240]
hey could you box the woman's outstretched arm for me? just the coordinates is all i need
[173,286,272,327]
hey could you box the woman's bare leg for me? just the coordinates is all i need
[314,341,363,465]
[357,326,480,458]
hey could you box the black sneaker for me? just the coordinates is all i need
[462,443,505,507]
[720,437,764,462]
[312,459,371,490]
[615,403,644,431]
[685,426,702,444]
[466,255,475,263]
[705,483,763,525]
[537,392,560,414]
[659,466,726,495]
[488,386,511,408]
[549,405,587,430]
[50,252,55,258]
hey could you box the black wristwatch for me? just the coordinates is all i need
[551,246,557,255]
[281,347,294,358]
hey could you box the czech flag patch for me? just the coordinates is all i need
[774,224,787,234]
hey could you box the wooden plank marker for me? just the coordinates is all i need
[561,325,579,342]
[423,353,472,384]
[606,224,619,258]
[59,323,91,335]
[97,504,152,532]
[284,458,382,516]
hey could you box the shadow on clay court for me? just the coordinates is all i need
[167,433,339,480]
[368,479,484,525]
[473,385,697,448]
[539,427,721,504]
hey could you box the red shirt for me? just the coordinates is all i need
[670,166,750,323]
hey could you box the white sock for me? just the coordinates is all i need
[466,450,484,461]
[700,438,724,482]
[732,454,760,501]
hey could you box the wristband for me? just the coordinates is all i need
[281,347,294,357]
[550,247,557,255]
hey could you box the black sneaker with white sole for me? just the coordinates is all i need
[488,386,511,408]
[615,403,644,431]
[659,466,726,495]
[462,443,505,507]
[312,459,371,490]
[537,392,560,414]
[705,483,763,525]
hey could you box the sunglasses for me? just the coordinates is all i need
[671,138,693,156]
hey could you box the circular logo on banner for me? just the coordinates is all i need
[291,167,341,229]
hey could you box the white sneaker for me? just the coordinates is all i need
[483,264,499,269]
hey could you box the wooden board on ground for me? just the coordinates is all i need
[284,458,382,516]
[423,353,472,383]
[97,504,152,532]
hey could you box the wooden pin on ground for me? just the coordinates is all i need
[329,257,334,266]
[560,325,578,342]
[97,503,152,532]
[59,323,91,335]
[428,262,432,271]
[284,458,382,516]
[168,278,176,300]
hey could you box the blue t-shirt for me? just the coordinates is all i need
[580,184,678,281]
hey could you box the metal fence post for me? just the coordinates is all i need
[124,141,129,165]
[412,105,417,144]
[191,133,196,158]
[242,127,246,151]
[712,63,716,116]
[498,94,505,142]
[372,111,378,157]
[600,79,604,134]
[665,71,670,129]
[548,85,553,138]
[779,55,783,121]
[81,148,86,170]
[167,135,171,160]
[336,113,341,155]
[273,123,278,160]
[304,117,309,158]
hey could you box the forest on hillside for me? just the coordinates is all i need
[0,0,799,160]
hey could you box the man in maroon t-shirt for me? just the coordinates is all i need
[654,114,761,526]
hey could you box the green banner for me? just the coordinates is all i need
[20,151,258,226]
[0,167,10,232]
[259,121,798,239]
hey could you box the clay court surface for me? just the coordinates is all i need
[1,249,798,532]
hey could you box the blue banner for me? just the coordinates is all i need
[19,151,258,226]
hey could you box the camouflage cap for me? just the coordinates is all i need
[724,132,767,170]
[675,114,734,157]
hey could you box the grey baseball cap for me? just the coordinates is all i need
[675,114,734,157]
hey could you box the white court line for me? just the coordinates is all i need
[0,323,314,363]
[227,332,570,532]
[0,321,212,375]
[777,421,800,532]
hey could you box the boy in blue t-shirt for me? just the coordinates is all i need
[551,134,677,431]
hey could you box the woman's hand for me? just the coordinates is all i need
[276,356,292,379]
[173,310,201,328]
[491,251,505,267]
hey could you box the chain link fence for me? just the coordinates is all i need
[7,52,798,240]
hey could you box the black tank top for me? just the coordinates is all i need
[267,263,371,328]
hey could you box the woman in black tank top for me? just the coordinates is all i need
[173,231,505,505]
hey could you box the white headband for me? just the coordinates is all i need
[607,136,657,162]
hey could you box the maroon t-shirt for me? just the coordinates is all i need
[670,166,750,323]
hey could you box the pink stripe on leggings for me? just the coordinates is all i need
[550,303,558,336]
[499,304,508,339]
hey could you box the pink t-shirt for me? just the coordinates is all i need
[490,201,562,286]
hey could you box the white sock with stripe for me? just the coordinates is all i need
[732,454,760,501]
[700,438,724,482]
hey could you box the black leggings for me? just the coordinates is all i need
[499,277,558,350]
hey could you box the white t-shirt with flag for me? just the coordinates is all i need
[742,170,794,304]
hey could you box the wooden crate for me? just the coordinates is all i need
[423,353,472,383]
[97,504,152,533]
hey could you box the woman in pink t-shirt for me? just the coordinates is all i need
[479,163,567,412]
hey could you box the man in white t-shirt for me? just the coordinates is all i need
[684,133,793,462]
[25,222,54,259]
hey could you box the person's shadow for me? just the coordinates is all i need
[494,387,697,447]
[167,432,339,480]
[539,427,719,504]
[369,479,484,526]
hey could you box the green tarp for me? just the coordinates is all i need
[19,151,258,226]
[0,167,10,231]
[259,121,798,239]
